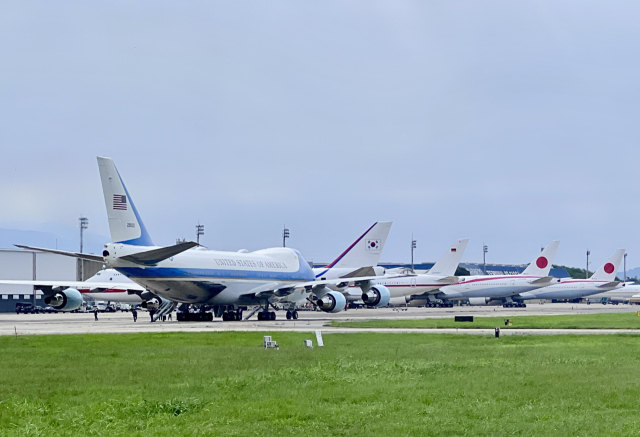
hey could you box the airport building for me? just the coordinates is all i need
[0,249,103,313]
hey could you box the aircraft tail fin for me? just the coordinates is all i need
[97,157,154,246]
[325,222,392,269]
[428,239,469,276]
[590,249,625,281]
[522,241,560,276]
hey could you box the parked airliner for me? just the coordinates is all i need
[435,241,561,307]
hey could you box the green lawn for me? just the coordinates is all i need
[331,311,640,330]
[1,332,640,436]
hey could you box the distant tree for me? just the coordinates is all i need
[455,267,470,276]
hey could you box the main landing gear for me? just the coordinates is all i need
[503,302,526,308]
[426,302,454,308]
[222,309,243,321]
[257,311,276,321]
[286,310,299,320]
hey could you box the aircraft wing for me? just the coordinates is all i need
[14,245,104,262]
[597,281,621,288]
[0,279,143,290]
[529,276,556,284]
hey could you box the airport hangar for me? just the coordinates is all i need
[0,248,571,313]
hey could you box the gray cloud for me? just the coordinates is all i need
[0,1,638,269]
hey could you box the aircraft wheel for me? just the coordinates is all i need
[207,312,213,321]
[286,311,292,320]
[236,310,243,321]
[222,311,228,321]
[293,310,298,320]
[270,312,276,321]
[257,312,263,321]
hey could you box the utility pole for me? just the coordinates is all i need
[586,250,590,279]
[483,244,488,275]
[411,235,417,272]
[624,253,627,282]
[196,222,204,245]
[282,225,290,247]
[79,216,88,281]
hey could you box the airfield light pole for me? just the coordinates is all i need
[411,236,417,272]
[196,222,204,245]
[79,216,88,281]
[483,244,488,275]
[283,226,290,247]
[624,253,627,282]
[586,250,590,279]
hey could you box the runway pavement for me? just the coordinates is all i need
[2,303,640,337]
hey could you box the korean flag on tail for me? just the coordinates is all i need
[366,239,380,250]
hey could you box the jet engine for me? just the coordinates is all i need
[141,298,161,310]
[316,291,347,313]
[45,288,82,311]
[388,296,410,306]
[361,285,391,308]
[468,297,501,306]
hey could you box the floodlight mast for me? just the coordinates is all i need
[196,222,204,245]
[411,235,417,272]
[282,225,290,247]
[586,250,590,279]
[483,244,488,275]
[79,216,88,280]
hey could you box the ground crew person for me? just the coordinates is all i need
[132,308,137,322]
[94,308,98,321]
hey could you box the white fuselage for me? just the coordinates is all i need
[344,274,453,300]
[437,275,560,300]
[104,243,315,305]
[518,279,619,301]
[78,269,143,303]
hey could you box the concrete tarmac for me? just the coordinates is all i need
[2,303,640,337]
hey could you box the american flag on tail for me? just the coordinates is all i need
[113,194,127,210]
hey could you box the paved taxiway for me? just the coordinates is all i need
[2,303,640,336]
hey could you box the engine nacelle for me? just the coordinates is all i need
[361,285,391,308]
[45,288,82,311]
[468,297,491,306]
[388,296,410,306]
[141,298,161,310]
[468,297,501,306]
[316,291,347,313]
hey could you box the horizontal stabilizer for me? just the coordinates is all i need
[436,276,459,283]
[530,276,555,284]
[120,241,198,265]
[339,266,377,278]
[14,245,104,262]
[597,281,620,288]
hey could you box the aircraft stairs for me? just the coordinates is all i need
[152,298,178,322]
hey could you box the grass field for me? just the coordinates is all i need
[331,311,640,330]
[2,332,640,436]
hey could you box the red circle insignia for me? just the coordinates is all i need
[604,263,615,274]
[536,257,548,269]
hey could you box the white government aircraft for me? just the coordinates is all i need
[515,249,625,302]
[435,241,561,307]
[16,157,398,321]
[0,268,144,311]
[339,238,469,307]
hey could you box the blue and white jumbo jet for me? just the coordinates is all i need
[17,157,396,321]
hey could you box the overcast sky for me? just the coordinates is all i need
[0,1,638,269]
